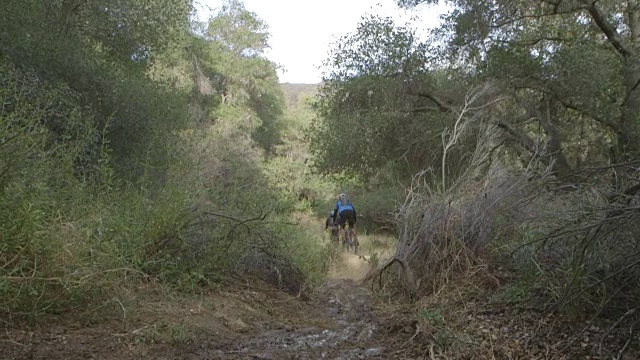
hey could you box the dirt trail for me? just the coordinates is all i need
[329,251,371,281]
[204,240,391,359]
[2,235,402,360]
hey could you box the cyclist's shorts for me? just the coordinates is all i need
[337,210,356,228]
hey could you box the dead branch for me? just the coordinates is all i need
[599,308,636,358]
[373,256,418,299]
[616,318,640,359]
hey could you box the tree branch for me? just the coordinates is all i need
[554,96,619,131]
[524,36,572,46]
[493,118,537,153]
[406,89,454,112]
[407,88,538,154]
[61,0,88,35]
[492,1,633,59]
[581,0,633,57]
[513,85,620,132]
[408,106,444,113]
[622,78,640,105]
[543,0,564,14]
[492,6,584,28]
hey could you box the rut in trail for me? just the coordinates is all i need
[202,248,389,359]
[1,236,403,360]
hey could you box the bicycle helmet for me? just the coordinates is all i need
[338,193,346,199]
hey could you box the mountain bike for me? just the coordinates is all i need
[330,225,339,243]
[343,228,359,254]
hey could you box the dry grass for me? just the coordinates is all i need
[373,159,640,357]
[364,84,640,357]
[372,112,526,296]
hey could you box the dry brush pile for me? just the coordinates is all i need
[367,85,640,357]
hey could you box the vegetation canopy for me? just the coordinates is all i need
[0,0,328,321]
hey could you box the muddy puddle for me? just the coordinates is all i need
[201,245,390,359]
[200,280,384,359]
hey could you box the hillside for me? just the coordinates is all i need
[280,82,319,108]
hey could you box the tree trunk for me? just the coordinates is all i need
[617,1,640,160]
[538,98,574,180]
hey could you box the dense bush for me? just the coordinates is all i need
[0,0,331,321]
[378,117,640,329]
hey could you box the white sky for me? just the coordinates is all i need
[196,0,448,84]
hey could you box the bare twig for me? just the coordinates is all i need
[599,308,636,358]
[372,256,417,298]
[616,318,640,360]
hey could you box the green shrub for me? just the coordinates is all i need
[0,57,331,321]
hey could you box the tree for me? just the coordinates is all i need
[0,0,195,180]
[206,0,270,57]
[199,0,285,152]
[309,15,479,182]
[398,0,640,170]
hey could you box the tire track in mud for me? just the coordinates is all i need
[0,235,399,360]
[199,248,389,359]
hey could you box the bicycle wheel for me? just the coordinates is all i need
[346,229,355,253]
[352,232,359,254]
[341,229,347,248]
[330,227,339,243]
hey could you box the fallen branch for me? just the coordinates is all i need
[616,317,640,360]
[372,256,418,299]
[599,308,636,358]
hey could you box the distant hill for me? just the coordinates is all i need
[281,83,319,108]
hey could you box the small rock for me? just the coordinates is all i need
[365,348,384,356]
[356,329,369,341]
[229,319,248,332]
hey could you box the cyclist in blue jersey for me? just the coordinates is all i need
[332,193,357,241]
